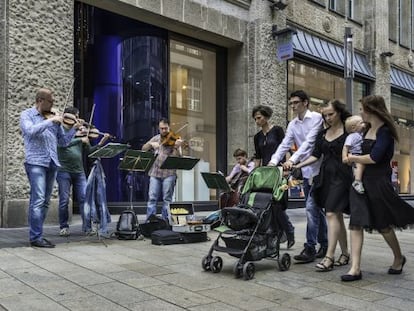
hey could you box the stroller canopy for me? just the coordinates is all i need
[241,166,286,202]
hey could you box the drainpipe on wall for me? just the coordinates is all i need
[0,0,8,227]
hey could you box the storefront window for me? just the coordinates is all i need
[391,93,414,194]
[170,40,217,201]
[287,60,368,120]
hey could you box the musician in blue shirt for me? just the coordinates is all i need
[20,88,80,248]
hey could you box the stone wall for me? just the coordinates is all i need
[2,0,74,227]
[0,0,7,227]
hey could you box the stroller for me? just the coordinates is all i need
[202,166,291,280]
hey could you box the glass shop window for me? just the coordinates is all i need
[169,40,217,201]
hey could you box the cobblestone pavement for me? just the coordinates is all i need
[1,209,414,310]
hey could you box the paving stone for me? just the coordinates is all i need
[140,283,216,308]
[155,272,221,291]
[0,293,68,311]
[126,299,187,311]
[199,286,280,310]
[122,276,167,289]
[188,301,243,311]
[0,278,38,299]
[278,295,343,311]
[87,281,153,305]
[316,293,401,311]
[60,295,129,311]
[362,282,414,300]
[58,268,113,286]
[375,296,414,310]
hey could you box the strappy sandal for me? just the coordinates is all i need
[334,253,350,266]
[316,256,334,272]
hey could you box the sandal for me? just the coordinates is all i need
[315,256,334,272]
[334,253,350,266]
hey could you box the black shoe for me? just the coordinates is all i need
[341,272,362,282]
[388,256,406,275]
[315,246,328,259]
[30,238,55,248]
[293,246,315,263]
[287,232,295,249]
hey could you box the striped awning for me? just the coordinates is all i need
[391,67,414,95]
[292,28,375,80]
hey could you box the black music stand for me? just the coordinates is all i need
[201,172,232,193]
[160,156,200,170]
[88,142,129,158]
[119,150,157,173]
[118,150,157,239]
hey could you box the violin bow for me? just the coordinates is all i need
[86,103,96,137]
[62,78,75,113]
[174,122,189,134]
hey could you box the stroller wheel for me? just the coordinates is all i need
[201,255,212,271]
[211,256,223,273]
[277,253,291,271]
[242,262,255,280]
[233,262,242,278]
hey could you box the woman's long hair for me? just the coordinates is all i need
[320,99,352,127]
[360,95,398,141]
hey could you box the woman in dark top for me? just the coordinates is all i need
[342,95,414,282]
[294,100,352,272]
[252,105,294,248]
[253,106,285,167]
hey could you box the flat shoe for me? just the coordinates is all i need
[341,272,362,282]
[30,238,55,248]
[388,256,406,275]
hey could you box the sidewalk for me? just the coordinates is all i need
[1,209,414,310]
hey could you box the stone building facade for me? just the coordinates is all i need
[0,0,413,227]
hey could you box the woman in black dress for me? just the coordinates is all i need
[342,95,414,282]
[252,105,295,248]
[294,100,353,271]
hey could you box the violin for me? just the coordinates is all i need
[42,110,80,126]
[160,123,188,146]
[76,126,116,140]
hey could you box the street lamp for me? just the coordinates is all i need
[344,27,354,113]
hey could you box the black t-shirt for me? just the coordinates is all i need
[253,126,285,166]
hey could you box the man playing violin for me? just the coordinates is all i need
[142,118,183,222]
[56,107,111,237]
[20,88,82,248]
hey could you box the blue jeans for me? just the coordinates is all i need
[24,162,58,242]
[56,171,87,229]
[303,178,328,250]
[146,175,177,221]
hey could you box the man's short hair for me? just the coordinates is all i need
[289,90,309,102]
[159,118,170,125]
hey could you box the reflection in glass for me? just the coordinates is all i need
[169,40,217,201]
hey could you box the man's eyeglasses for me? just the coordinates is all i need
[288,100,302,106]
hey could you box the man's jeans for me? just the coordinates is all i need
[24,162,58,242]
[56,171,87,229]
[303,178,328,250]
[146,175,177,221]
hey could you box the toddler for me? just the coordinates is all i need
[342,115,365,193]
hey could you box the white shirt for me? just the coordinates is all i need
[269,109,323,179]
